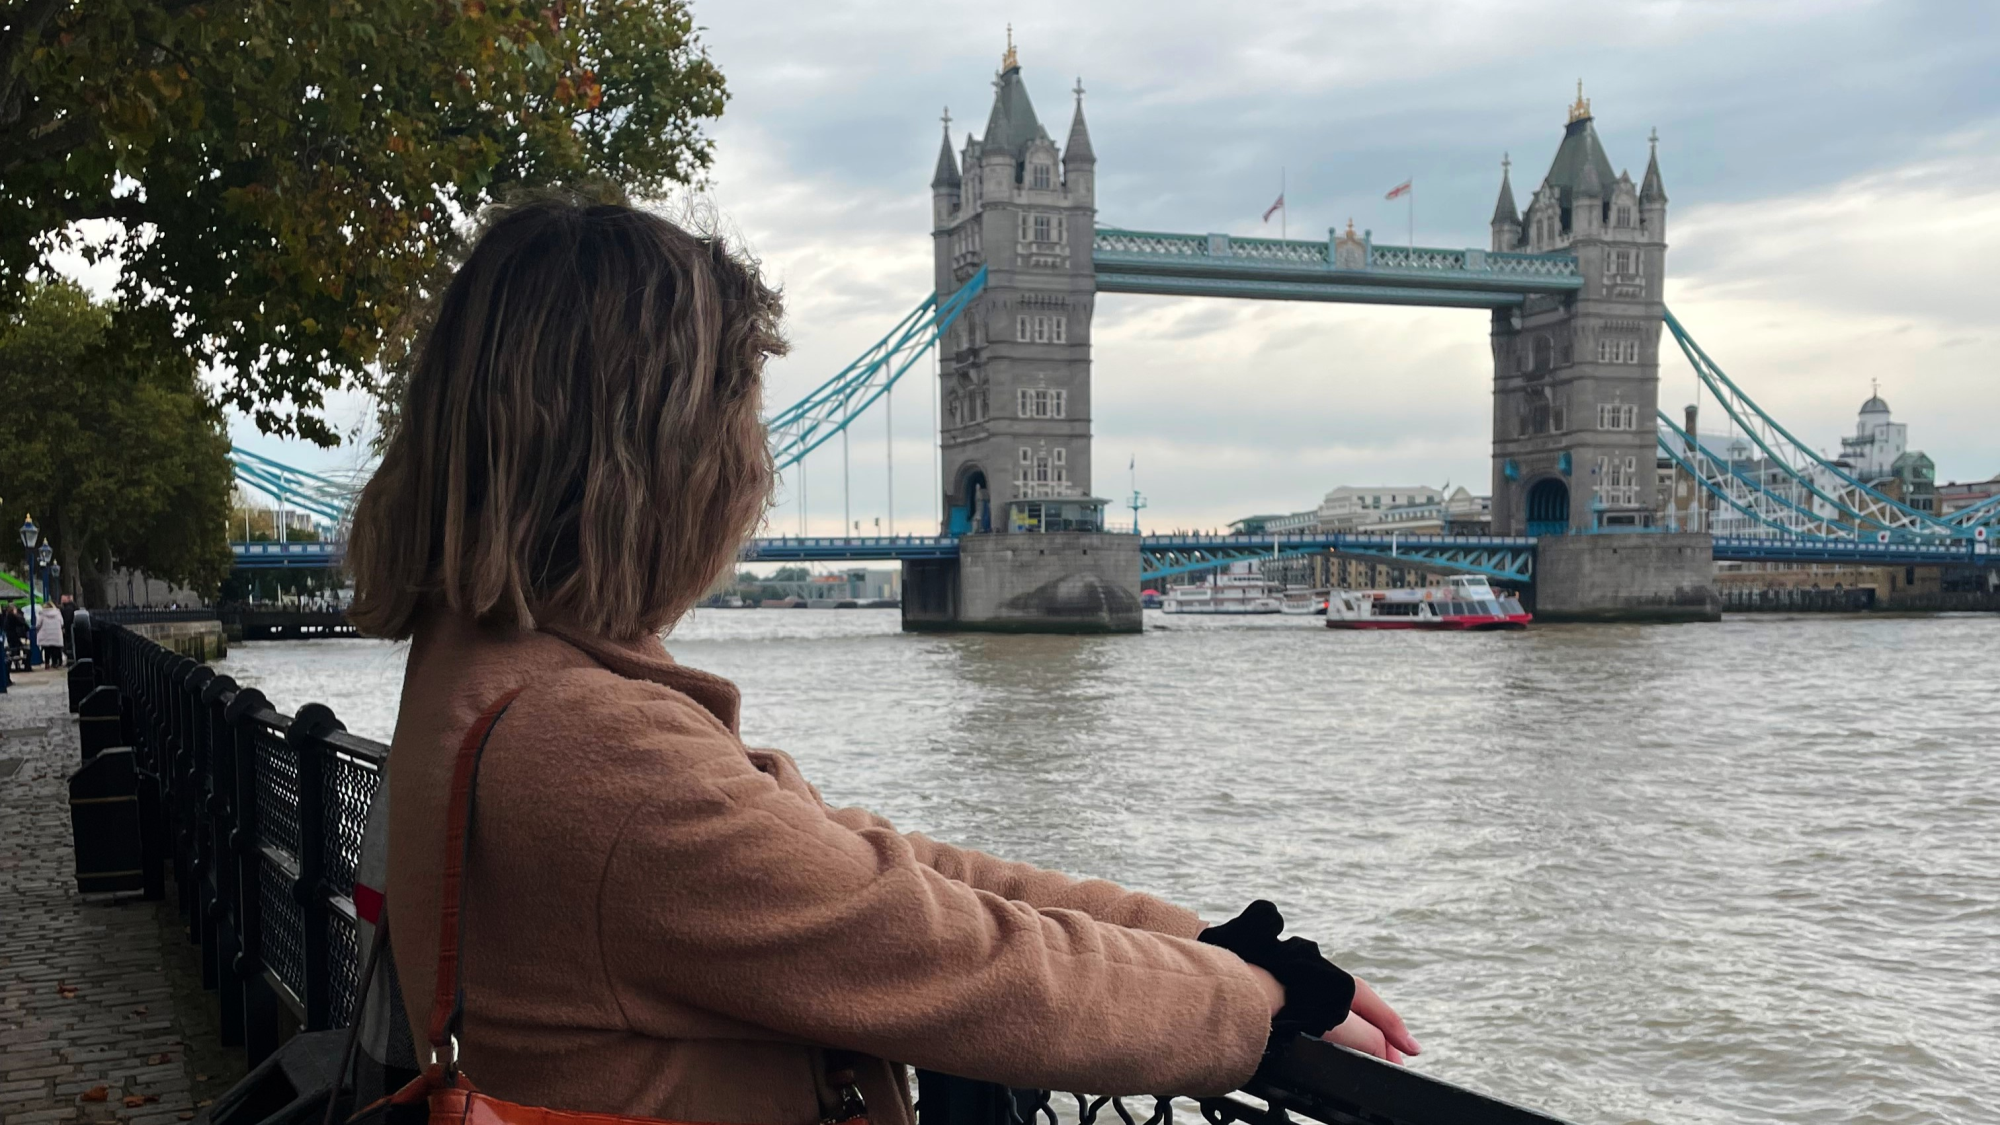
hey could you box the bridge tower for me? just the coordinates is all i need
[904,36,1140,633]
[930,38,1098,534]
[1487,88,1716,621]
[1488,86,1669,537]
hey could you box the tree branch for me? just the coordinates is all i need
[0,0,70,125]
[0,109,97,174]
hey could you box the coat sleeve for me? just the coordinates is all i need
[594,705,1271,1097]
[823,805,1207,938]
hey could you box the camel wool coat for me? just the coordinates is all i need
[385,613,1273,1125]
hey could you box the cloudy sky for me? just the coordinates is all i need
[232,0,2000,534]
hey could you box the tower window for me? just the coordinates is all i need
[1596,339,1641,364]
[1597,403,1639,430]
[1016,315,1030,342]
[1016,389,1066,418]
[1033,214,1052,242]
[1615,205,1633,228]
[1031,163,1052,190]
[1606,248,1638,276]
[1051,315,1066,343]
[1595,455,1641,506]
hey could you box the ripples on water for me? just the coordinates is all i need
[213,610,2000,1125]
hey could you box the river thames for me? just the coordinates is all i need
[213,610,1998,1125]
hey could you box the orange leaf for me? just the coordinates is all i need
[80,1087,110,1103]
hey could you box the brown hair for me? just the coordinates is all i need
[347,197,784,641]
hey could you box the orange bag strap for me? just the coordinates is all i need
[425,689,525,1071]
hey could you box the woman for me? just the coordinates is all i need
[36,600,64,667]
[349,197,1416,1125]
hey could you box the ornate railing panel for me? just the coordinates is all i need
[1488,252,1582,278]
[1367,245,1468,272]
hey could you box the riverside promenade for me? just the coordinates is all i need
[0,674,242,1125]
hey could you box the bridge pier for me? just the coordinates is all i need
[902,532,1141,634]
[1530,532,1720,622]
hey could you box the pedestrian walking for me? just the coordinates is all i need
[3,605,25,668]
[36,600,65,667]
[344,197,1417,1125]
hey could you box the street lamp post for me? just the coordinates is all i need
[19,516,40,668]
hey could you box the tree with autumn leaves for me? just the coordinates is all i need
[1,0,728,443]
[0,0,727,602]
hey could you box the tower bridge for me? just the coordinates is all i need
[900,46,1696,630]
[224,46,1997,629]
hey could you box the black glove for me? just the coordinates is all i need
[1198,899,1356,1041]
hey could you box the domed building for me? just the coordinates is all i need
[1838,389,1905,479]
[1836,388,1935,513]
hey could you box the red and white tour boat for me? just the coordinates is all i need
[1325,574,1531,631]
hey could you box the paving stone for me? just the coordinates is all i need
[0,685,233,1125]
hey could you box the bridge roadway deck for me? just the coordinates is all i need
[229,534,1994,571]
[1091,228,1585,309]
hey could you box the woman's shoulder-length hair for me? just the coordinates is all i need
[347,195,784,642]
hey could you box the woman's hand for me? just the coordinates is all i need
[1322,978,1420,1064]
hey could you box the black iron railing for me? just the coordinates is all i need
[72,618,1573,1125]
[77,617,383,1057]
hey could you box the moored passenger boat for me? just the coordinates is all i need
[1325,574,1530,630]
[1280,587,1329,615]
[1162,562,1284,614]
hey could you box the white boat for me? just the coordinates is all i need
[1280,587,1329,615]
[1325,575,1531,631]
[1161,562,1284,614]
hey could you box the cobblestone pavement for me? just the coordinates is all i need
[1,678,242,1125]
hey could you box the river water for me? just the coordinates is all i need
[213,610,1999,1125]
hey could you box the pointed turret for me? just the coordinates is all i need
[1538,81,1617,233]
[931,118,961,190]
[981,53,1050,162]
[1491,154,1520,225]
[1063,77,1094,167]
[1640,128,1668,204]
[1490,154,1521,251]
[930,109,961,229]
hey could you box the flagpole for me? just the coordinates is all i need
[1281,167,1287,241]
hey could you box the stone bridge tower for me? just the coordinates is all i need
[929,36,1098,535]
[1488,85,1669,536]
[905,35,1139,633]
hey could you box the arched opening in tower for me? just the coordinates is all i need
[1526,477,1570,537]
